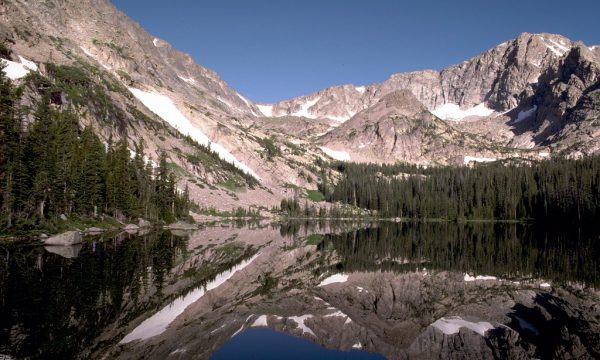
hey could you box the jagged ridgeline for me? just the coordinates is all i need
[0,65,191,232]
[319,158,600,223]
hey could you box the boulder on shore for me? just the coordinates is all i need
[44,231,82,246]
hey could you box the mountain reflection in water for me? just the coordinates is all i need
[0,221,598,359]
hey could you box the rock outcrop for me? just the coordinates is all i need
[44,231,82,246]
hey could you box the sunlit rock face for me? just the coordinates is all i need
[262,33,600,163]
[3,0,600,187]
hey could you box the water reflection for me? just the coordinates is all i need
[212,328,385,360]
[0,221,598,359]
[318,222,600,287]
[0,231,189,359]
[121,253,260,343]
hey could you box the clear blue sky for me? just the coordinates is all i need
[112,0,600,103]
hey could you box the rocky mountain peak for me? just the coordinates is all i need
[259,32,588,125]
[373,90,427,117]
[2,0,600,199]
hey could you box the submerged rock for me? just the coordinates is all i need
[123,224,139,231]
[44,231,82,246]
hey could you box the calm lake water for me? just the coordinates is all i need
[0,221,598,359]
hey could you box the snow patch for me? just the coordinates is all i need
[170,348,187,355]
[463,156,496,165]
[251,315,268,327]
[319,147,350,161]
[217,97,235,109]
[80,47,111,70]
[1,56,38,80]
[257,104,273,117]
[288,315,315,336]
[128,88,260,180]
[18,56,37,71]
[549,39,569,52]
[432,103,494,121]
[236,94,260,116]
[324,310,348,319]
[292,97,320,118]
[545,39,569,57]
[352,343,363,349]
[464,274,497,282]
[80,47,94,57]
[540,282,551,288]
[432,316,495,336]
[120,253,260,343]
[513,315,539,335]
[178,75,196,84]
[513,105,537,123]
[319,273,349,286]
[326,113,354,122]
[210,323,227,334]
[237,94,251,107]
[231,325,245,338]
[539,151,550,157]
[355,86,366,94]
[153,38,160,47]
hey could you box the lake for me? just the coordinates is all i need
[0,221,598,359]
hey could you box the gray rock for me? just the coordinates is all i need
[60,214,68,221]
[137,218,152,228]
[39,233,48,239]
[44,231,82,246]
[85,227,105,233]
[318,90,500,165]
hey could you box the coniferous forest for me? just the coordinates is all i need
[0,65,190,233]
[320,158,600,224]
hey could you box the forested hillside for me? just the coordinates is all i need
[0,65,190,232]
[321,157,600,224]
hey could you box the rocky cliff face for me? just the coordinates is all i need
[317,90,503,165]
[259,33,600,164]
[524,44,600,155]
[264,33,577,120]
[0,0,329,210]
[1,0,599,208]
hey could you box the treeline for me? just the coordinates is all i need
[320,157,600,223]
[278,198,368,218]
[317,222,600,287]
[0,66,190,231]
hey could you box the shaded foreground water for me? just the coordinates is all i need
[0,221,598,359]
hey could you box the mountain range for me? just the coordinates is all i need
[1,0,599,210]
